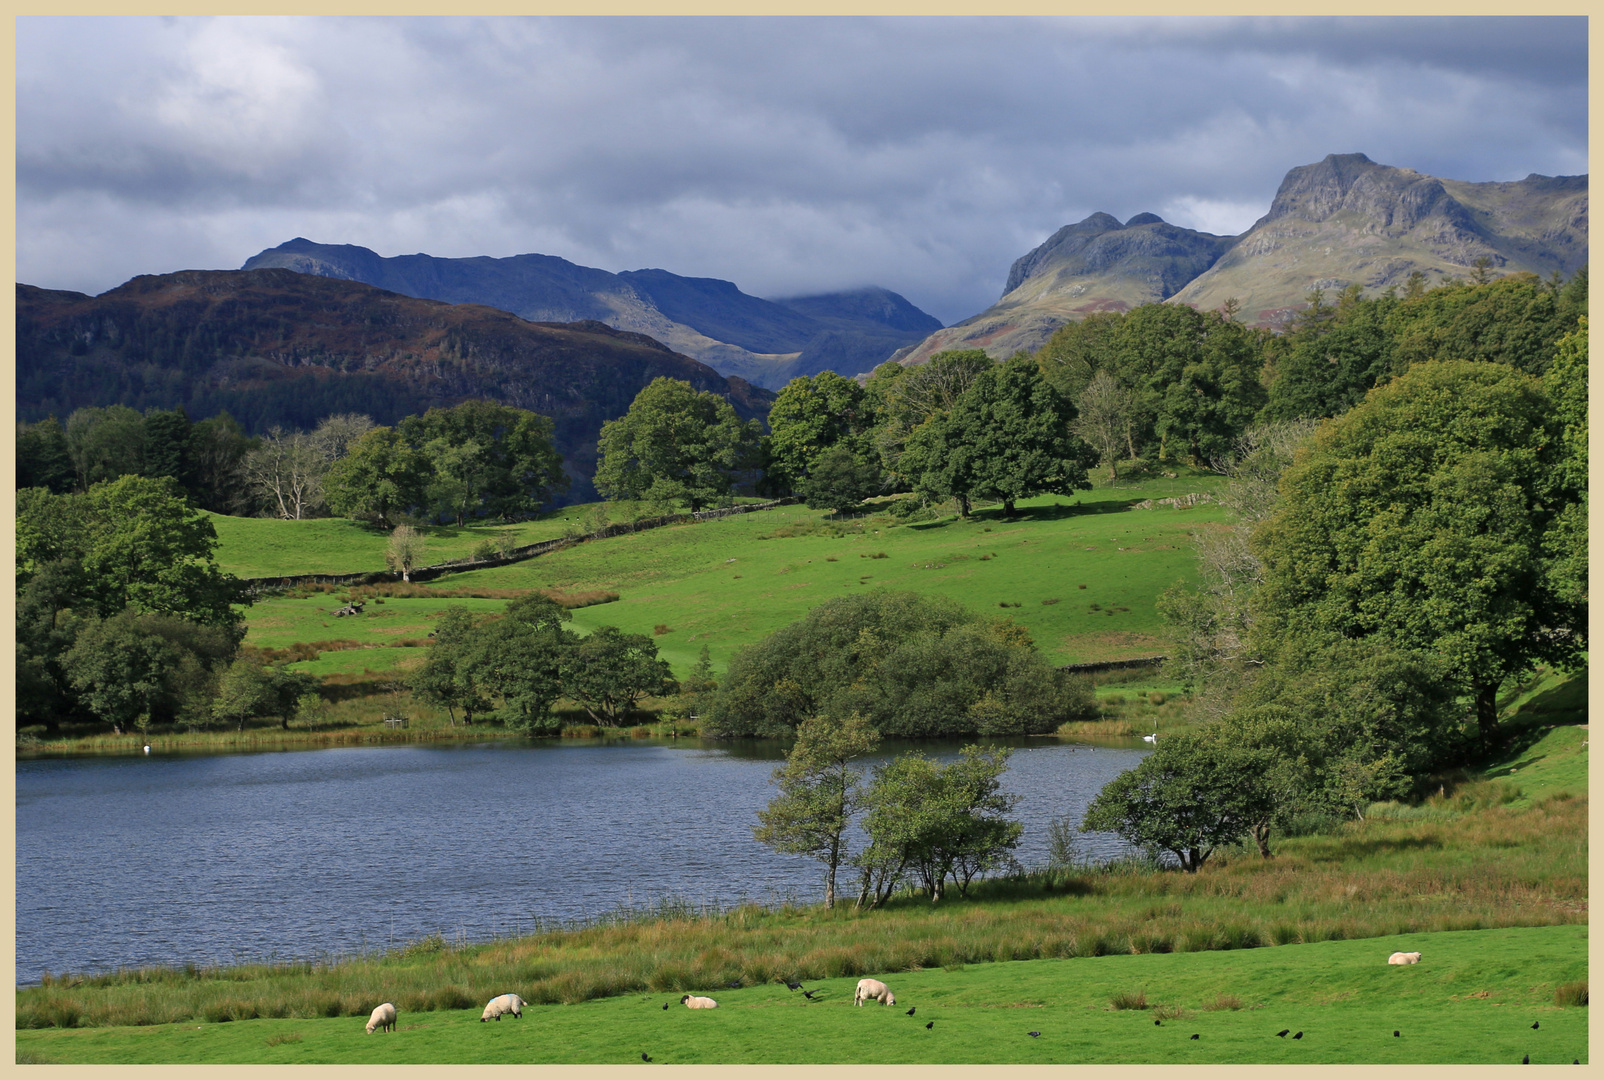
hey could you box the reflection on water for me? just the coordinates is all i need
[16,737,1146,984]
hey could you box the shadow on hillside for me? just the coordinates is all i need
[903,499,1147,530]
[1485,669,1588,765]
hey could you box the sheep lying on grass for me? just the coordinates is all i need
[854,978,896,1007]
[481,993,525,1021]
[680,994,719,1009]
[1388,951,1423,965]
[365,1002,396,1034]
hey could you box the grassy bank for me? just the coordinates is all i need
[16,719,1586,1045]
[15,925,1587,1064]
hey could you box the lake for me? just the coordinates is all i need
[15,737,1147,986]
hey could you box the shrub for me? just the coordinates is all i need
[1109,988,1148,1010]
[1555,980,1588,1007]
[1147,691,1166,706]
[653,625,671,636]
[1202,993,1243,1011]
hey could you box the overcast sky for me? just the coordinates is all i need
[16,16,1588,325]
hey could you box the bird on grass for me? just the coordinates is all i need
[1276,1030,1289,1038]
[1293,1032,1304,1040]
[661,1003,669,1011]
[786,981,802,991]
[802,990,818,1000]
[1393,1031,1400,1038]
[728,982,742,989]
[1190,1034,1199,1040]
[1027,1032,1041,1038]
[1154,1019,1162,1026]
[905,1007,916,1016]
[1523,1055,1530,1065]
[641,1053,652,1062]
[1532,1022,1541,1030]
[926,1021,934,1030]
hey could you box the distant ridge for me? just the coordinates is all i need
[15,268,775,503]
[242,240,941,389]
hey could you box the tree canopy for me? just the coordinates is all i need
[595,378,761,514]
[1252,359,1583,746]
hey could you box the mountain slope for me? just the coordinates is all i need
[890,213,1235,367]
[1170,153,1590,325]
[241,240,940,389]
[16,269,774,503]
[893,153,1588,362]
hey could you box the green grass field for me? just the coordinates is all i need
[232,473,1229,679]
[15,926,1586,1064]
[205,505,612,579]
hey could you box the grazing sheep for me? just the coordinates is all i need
[1388,951,1422,965]
[480,993,525,1021]
[854,978,896,1007]
[680,995,719,1009]
[365,1002,397,1034]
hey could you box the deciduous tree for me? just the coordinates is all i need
[754,712,880,909]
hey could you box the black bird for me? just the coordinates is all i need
[905,1007,916,1016]
[1190,1034,1200,1040]
[661,1003,669,1011]
[728,982,742,989]
[1394,1031,1401,1038]
[926,1021,934,1030]
[1154,1019,1162,1026]
[1293,1032,1304,1040]
[1532,1021,1541,1030]
[1523,1055,1530,1065]
[786,981,802,991]
[1028,1032,1041,1038]
[1276,1030,1289,1038]
[641,1053,652,1062]
[803,990,818,1000]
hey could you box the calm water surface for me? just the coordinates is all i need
[16,738,1145,985]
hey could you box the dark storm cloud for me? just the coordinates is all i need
[16,16,1587,325]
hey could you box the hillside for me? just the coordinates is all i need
[242,240,942,389]
[891,213,1236,367]
[892,153,1588,361]
[14,269,774,503]
[223,473,1231,681]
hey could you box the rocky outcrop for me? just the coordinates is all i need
[890,212,1235,367]
[1171,154,1588,323]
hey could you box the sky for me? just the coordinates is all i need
[16,16,1589,326]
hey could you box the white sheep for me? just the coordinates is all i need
[1387,951,1422,965]
[680,994,719,1009]
[480,993,526,1021]
[365,1002,397,1034]
[854,978,896,1007]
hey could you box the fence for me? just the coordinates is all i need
[240,498,799,595]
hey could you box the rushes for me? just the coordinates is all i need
[1554,980,1587,1007]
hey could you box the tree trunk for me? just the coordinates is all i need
[1476,681,1500,750]
[1253,820,1273,859]
[1003,497,1016,516]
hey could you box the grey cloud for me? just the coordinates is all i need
[16,16,1587,325]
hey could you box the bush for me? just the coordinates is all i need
[705,591,1096,738]
[1109,988,1148,1010]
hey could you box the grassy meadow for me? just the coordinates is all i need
[14,718,1588,1063]
[223,471,1230,685]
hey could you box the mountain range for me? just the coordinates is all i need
[16,269,774,502]
[241,240,941,391]
[892,153,1588,366]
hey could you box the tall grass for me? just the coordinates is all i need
[17,789,1585,1029]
